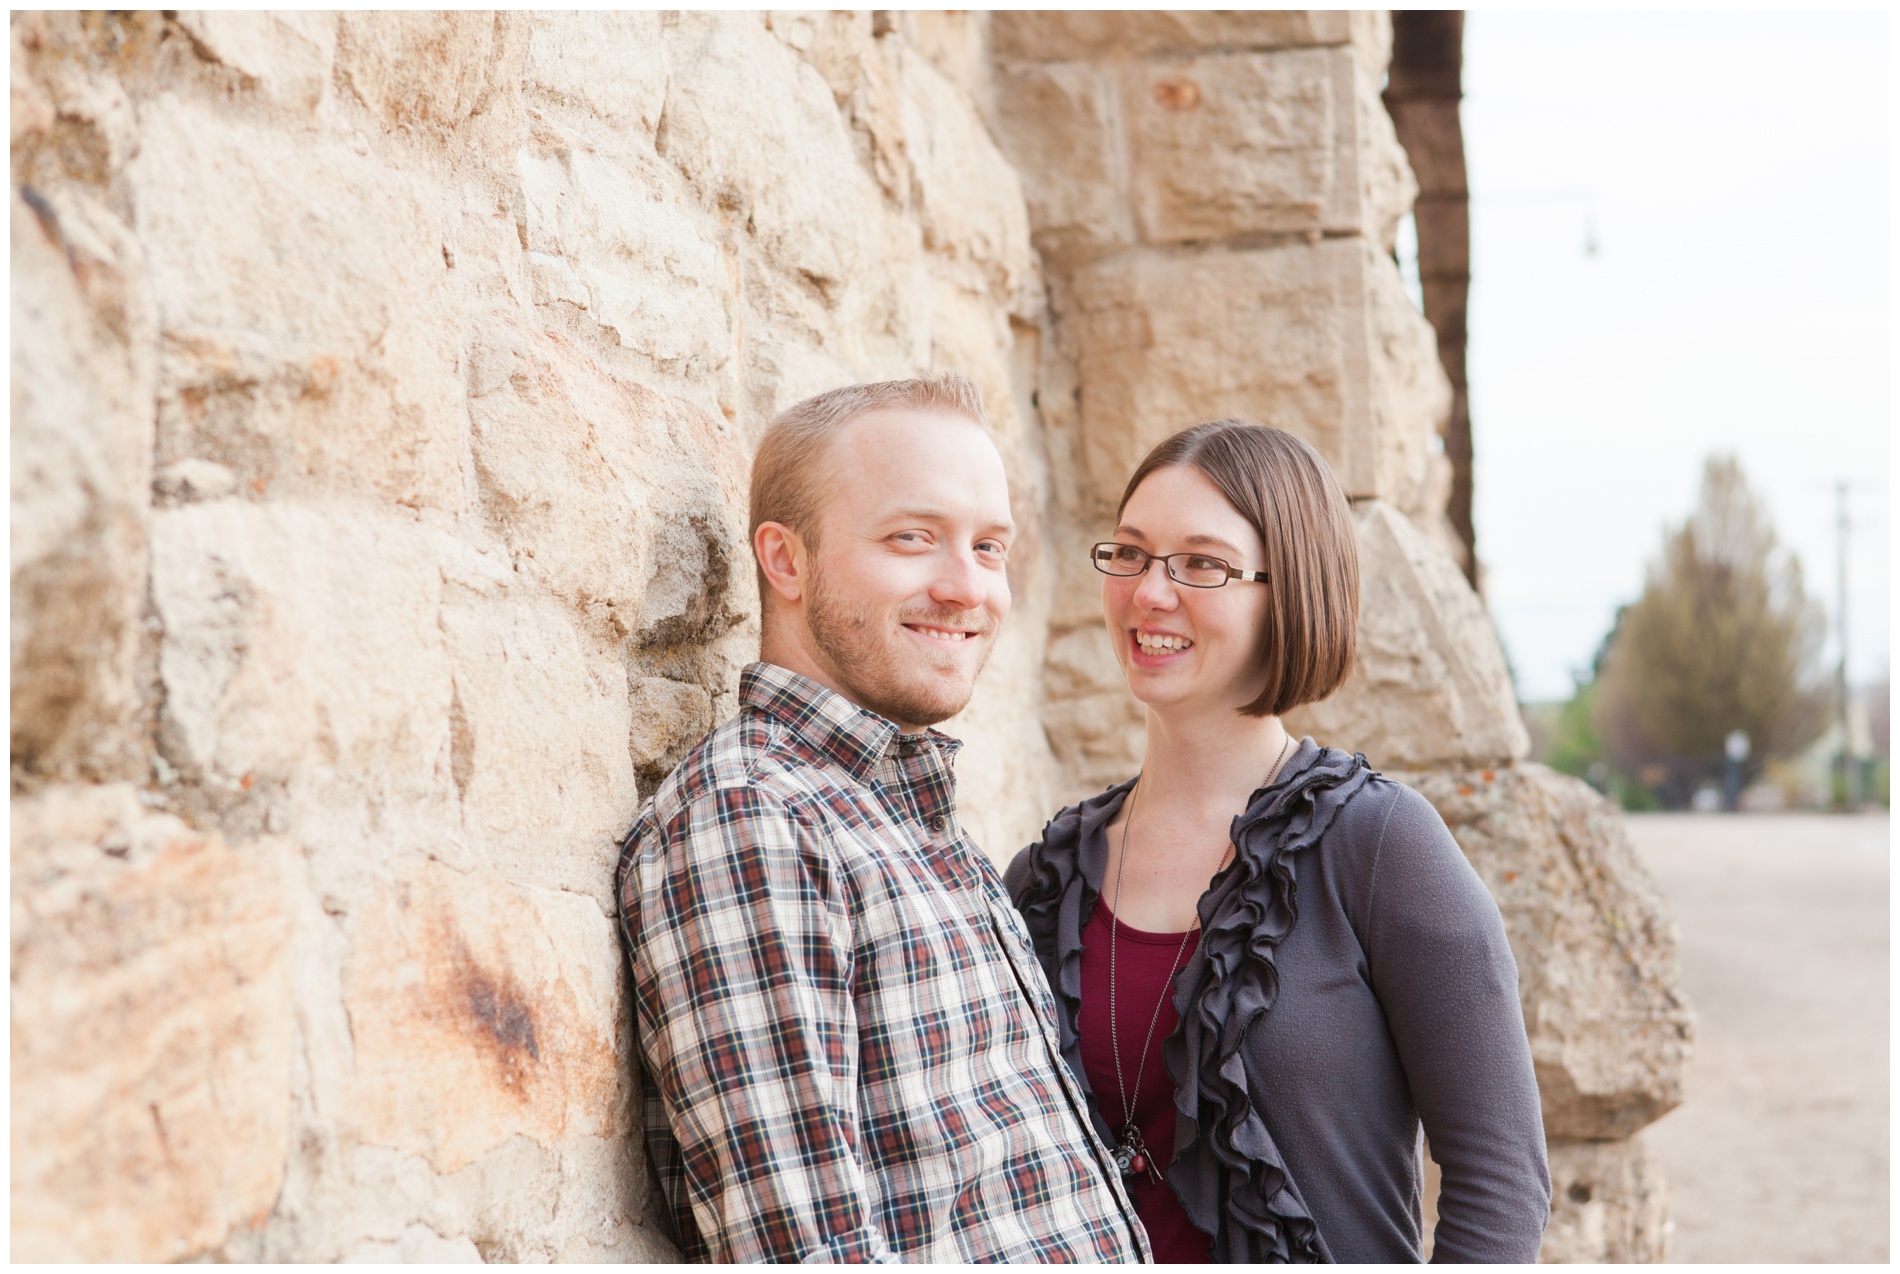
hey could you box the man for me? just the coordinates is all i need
[616,374,1149,1263]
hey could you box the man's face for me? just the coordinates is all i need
[799,409,1015,732]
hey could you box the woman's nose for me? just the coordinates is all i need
[1131,556,1178,608]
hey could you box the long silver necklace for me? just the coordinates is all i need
[1106,732,1297,1186]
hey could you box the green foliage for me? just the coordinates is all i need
[1544,679,1603,780]
[1593,455,1829,807]
[1614,776,1660,812]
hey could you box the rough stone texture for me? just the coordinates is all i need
[993,14,1686,1263]
[1542,1135,1673,1263]
[1424,1130,1673,1263]
[992,11,1355,62]
[1395,765,1695,1143]
[10,784,294,1262]
[1063,237,1447,508]
[11,9,1050,1261]
[341,860,628,1176]
[11,9,1685,1263]
[10,174,155,786]
[1285,500,1530,769]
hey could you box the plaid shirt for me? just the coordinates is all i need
[617,662,1149,1264]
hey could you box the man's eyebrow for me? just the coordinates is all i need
[881,508,1017,537]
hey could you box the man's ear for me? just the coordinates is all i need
[754,521,807,605]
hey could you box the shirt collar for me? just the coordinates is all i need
[739,661,960,783]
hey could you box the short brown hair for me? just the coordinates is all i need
[1117,421,1358,717]
[748,373,987,598]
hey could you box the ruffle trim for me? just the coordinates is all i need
[1012,740,1375,1264]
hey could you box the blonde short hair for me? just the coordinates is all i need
[748,373,987,597]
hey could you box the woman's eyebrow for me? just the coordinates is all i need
[1113,526,1245,557]
[1182,533,1245,556]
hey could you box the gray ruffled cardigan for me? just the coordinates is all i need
[1004,742,1550,1263]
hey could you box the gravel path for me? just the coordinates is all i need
[1626,812,1889,1263]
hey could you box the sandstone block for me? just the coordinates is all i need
[465,330,750,636]
[340,859,627,1175]
[10,183,155,782]
[1395,765,1694,1142]
[514,138,732,374]
[10,17,56,145]
[628,675,715,786]
[991,61,1132,264]
[523,12,667,142]
[899,47,1035,304]
[1542,1134,1672,1263]
[173,12,337,115]
[335,11,509,135]
[128,96,467,511]
[886,11,995,120]
[1347,23,1418,255]
[1066,237,1448,507]
[149,501,453,804]
[1124,48,1347,244]
[1040,623,1146,797]
[10,784,294,1261]
[1285,501,1527,768]
[766,10,876,110]
[154,458,239,504]
[440,593,637,901]
[657,13,892,320]
[10,13,140,175]
[992,12,1351,62]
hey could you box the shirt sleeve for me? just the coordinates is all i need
[628,783,898,1264]
[1353,784,1553,1263]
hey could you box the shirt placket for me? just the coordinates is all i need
[887,741,1149,1261]
[886,739,980,894]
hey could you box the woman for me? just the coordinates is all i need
[1005,422,1550,1263]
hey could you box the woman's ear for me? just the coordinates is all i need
[754,521,807,604]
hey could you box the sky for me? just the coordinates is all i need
[1436,11,1891,703]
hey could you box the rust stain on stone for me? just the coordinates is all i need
[411,899,549,1106]
[341,861,624,1173]
[1152,79,1202,111]
[454,951,543,1097]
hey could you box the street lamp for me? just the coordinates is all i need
[1724,729,1750,812]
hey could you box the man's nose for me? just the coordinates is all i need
[929,545,988,612]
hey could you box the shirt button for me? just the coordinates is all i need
[929,814,949,833]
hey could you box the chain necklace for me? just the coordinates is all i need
[1106,732,1297,1187]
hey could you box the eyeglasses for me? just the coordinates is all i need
[1090,542,1269,589]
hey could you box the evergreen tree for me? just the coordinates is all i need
[1594,455,1828,806]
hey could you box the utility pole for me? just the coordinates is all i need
[1834,481,1855,808]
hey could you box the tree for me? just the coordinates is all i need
[1594,455,1828,806]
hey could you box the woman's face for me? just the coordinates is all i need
[1103,464,1273,717]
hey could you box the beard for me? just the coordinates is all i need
[804,562,996,731]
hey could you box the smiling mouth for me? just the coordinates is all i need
[1133,631,1194,655]
[905,623,979,643]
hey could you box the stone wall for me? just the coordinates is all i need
[987,16,1692,1260]
[11,10,1688,1262]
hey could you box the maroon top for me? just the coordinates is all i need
[1078,901,1211,1263]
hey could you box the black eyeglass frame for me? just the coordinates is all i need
[1090,541,1269,588]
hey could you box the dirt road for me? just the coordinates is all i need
[1627,812,1889,1263]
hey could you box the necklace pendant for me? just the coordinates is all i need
[1114,1125,1161,1186]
